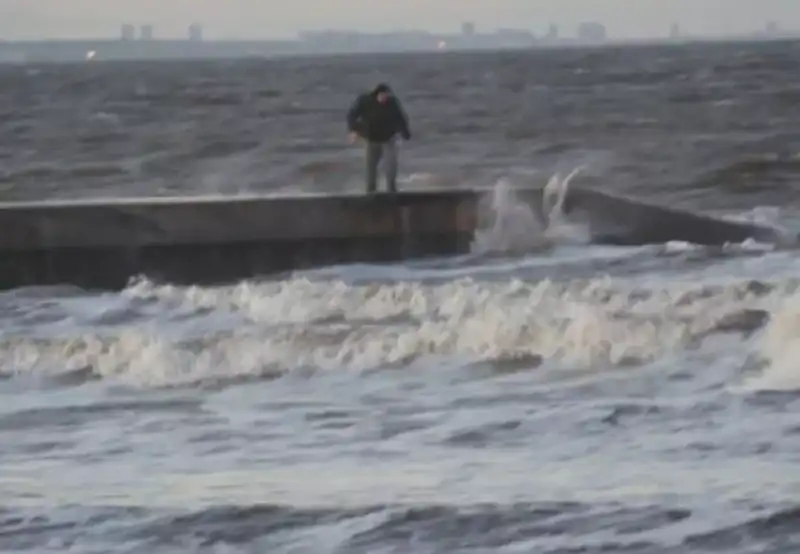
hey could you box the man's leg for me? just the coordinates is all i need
[364,142,382,194]
[383,139,399,193]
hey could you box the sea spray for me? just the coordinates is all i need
[471,168,590,255]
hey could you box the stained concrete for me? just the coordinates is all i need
[0,190,491,290]
[559,187,790,246]
[0,186,790,291]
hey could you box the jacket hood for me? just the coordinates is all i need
[372,83,392,96]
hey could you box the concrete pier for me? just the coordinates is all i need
[0,190,494,291]
[0,186,789,291]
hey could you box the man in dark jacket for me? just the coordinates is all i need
[346,83,411,193]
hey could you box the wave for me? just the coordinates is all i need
[740,291,800,392]
[0,272,796,391]
[2,501,798,553]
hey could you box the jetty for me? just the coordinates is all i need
[0,186,788,291]
[0,189,521,291]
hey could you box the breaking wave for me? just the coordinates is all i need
[0,272,796,391]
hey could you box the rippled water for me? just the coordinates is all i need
[2,40,800,553]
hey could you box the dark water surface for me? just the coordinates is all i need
[2,41,800,553]
[1,40,800,208]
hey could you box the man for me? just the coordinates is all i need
[346,83,412,193]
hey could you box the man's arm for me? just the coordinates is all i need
[346,95,365,133]
[392,98,411,140]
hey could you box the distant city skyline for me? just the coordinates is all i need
[1,1,798,40]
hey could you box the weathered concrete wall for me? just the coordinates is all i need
[0,185,788,291]
[0,190,492,290]
[560,187,787,246]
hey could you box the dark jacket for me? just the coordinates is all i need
[346,85,411,143]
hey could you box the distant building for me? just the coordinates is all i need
[496,28,536,46]
[120,24,135,41]
[669,23,680,39]
[140,25,154,41]
[765,21,779,35]
[577,22,606,43]
[461,22,475,36]
[189,23,203,41]
[544,24,559,41]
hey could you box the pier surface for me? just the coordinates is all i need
[0,189,506,290]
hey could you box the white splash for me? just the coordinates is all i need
[540,166,591,244]
[470,167,589,255]
[742,291,800,392]
[471,179,549,255]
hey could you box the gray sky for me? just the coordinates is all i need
[1,1,799,40]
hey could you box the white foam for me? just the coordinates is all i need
[741,291,800,392]
[664,241,702,253]
[0,274,775,387]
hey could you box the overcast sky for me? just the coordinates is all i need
[1,1,798,40]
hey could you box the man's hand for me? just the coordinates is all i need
[347,132,359,144]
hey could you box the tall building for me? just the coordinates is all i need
[577,22,606,43]
[189,23,203,41]
[670,23,680,39]
[461,22,475,36]
[140,25,154,41]
[120,24,135,41]
[544,24,559,41]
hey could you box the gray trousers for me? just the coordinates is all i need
[365,140,399,193]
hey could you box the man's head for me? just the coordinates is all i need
[373,83,392,104]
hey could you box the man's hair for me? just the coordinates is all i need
[372,83,392,95]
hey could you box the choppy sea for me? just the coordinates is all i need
[2,40,800,553]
